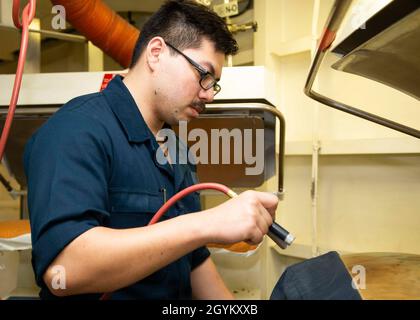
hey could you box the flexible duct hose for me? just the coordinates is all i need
[50,0,139,68]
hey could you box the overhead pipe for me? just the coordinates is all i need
[304,0,420,139]
[50,0,140,68]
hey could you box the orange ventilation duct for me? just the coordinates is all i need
[51,0,140,68]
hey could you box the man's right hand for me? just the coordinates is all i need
[42,190,278,296]
[200,190,279,245]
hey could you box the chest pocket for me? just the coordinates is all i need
[109,190,168,284]
[108,190,167,229]
[108,190,191,292]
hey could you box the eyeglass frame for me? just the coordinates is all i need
[165,41,221,96]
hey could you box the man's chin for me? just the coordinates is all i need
[166,116,192,126]
[180,110,199,121]
[168,108,199,124]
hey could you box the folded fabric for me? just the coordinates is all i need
[270,251,362,300]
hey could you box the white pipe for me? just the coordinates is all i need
[310,0,321,258]
[0,24,87,42]
[224,0,233,66]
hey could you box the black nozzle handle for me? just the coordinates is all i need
[268,222,295,249]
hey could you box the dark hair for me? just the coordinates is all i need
[130,0,238,67]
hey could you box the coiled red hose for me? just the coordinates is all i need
[100,183,236,300]
[0,0,37,161]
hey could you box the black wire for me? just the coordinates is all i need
[0,173,13,192]
[127,11,136,26]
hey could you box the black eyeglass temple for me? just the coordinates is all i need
[166,41,220,94]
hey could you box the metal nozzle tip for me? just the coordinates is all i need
[285,234,295,245]
[271,191,285,200]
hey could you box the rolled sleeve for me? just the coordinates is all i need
[24,110,112,286]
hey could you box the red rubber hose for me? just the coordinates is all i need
[100,183,236,300]
[0,0,37,302]
[0,0,37,161]
[148,183,235,225]
[13,0,36,29]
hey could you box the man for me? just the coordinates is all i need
[24,0,278,299]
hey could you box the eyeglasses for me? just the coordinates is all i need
[166,42,221,96]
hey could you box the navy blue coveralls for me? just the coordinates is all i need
[24,76,210,299]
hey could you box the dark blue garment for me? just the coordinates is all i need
[270,251,362,300]
[24,75,210,300]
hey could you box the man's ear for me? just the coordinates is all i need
[145,36,165,71]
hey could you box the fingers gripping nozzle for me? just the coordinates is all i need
[268,191,295,249]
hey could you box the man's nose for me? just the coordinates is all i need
[198,87,215,103]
